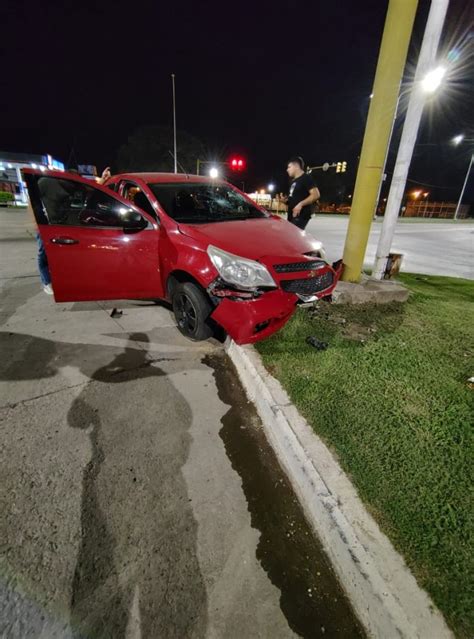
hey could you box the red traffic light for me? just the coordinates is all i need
[230,156,245,171]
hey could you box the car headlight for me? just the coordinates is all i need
[306,242,327,261]
[207,245,276,290]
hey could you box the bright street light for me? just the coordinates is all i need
[268,183,275,192]
[452,134,464,146]
[209,167,219,179]
[421,66,446,93]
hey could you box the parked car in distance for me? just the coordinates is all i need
[23,169,342,344]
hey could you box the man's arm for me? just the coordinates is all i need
[292,187,320,216]
[96,166,111,185]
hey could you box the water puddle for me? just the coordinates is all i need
[204,352,365,639]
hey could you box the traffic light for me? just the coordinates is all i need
[230,157,245,172]
[336,161,347,173]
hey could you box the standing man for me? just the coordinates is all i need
[285,157,320,230]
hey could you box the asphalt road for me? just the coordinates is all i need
[306,215,474,279]
[0,209,364,639]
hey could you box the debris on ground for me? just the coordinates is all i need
[306,336,328,351]
[110,308,123,318]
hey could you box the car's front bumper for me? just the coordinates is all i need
[210,288,297,344]
[210,259,343,344]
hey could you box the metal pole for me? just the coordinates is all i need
[341,0,419,282]
[454,154,473,220]
[171,74,177,174]
[374,96,400,220]
[196,159,200,176]
[373,0,449,279]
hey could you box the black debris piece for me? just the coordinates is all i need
[306,336,328,351]
[110,308,123,318]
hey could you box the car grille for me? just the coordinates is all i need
[280,271,334,295]
[274,260,325,273]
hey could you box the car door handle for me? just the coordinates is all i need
[50,237,79,245]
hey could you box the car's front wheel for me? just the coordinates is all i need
[172,282,213,341]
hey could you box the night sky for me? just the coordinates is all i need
[2,0,473,200]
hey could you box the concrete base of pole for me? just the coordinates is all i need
[333,276,409,305]
[373,256,389,281]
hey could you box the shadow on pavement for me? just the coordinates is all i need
[0,331,208,638]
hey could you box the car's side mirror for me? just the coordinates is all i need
[122,210,147,233]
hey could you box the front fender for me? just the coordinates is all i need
[161,227,217,297]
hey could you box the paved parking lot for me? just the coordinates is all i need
[0,209,363,638]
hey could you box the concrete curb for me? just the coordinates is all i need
[226,340,453,639]
[333,278,410,305]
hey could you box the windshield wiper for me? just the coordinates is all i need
[176,214,261,224]
[175,216,213,223]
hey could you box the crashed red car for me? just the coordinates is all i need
[23,170,342,344]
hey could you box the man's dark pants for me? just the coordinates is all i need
[288,213,312,230]
[36,232,51,286]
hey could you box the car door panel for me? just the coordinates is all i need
[23,170,164,303]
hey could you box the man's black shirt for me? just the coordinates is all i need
[287,173,317,223]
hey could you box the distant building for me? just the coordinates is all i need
[0,151,65,205]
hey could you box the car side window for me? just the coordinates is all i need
[37,176,133,228]
[122,182,156,219]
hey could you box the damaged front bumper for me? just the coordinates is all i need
[208,259,343,345]
[210,287,297,345]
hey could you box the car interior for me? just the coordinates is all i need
[122,182,156,219]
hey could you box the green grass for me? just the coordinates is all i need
[256,274,474,637]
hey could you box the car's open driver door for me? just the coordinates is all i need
[23,169,164,302]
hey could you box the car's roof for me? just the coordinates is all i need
[120,172,217,184]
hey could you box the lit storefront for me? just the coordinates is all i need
[0,151,65,205]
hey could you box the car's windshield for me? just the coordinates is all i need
[148,182,267,224]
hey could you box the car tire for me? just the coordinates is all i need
[172,282,213,341]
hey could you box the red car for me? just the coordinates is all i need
[23,169,342,344]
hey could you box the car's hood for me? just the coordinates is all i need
[177,217,321,261]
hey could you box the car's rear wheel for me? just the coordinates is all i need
[172,282,213,341]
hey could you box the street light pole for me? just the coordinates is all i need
[373,0,449,279]
[341,0,418,282]
[171,74,178,174]
[454,153,473,220]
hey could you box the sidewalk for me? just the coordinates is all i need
[0,210,363,638]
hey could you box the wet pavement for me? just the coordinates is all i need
[0,209,364,638]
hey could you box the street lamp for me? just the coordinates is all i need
[209,167,219,179]
[421,65,446,93]
[453,134,464,146]
[268,183,275,192]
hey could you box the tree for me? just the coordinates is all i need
[117,126,205,174]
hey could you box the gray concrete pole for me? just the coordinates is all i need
[373,0,450,279]
[171,74,178,174]
[454,154,473,220]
